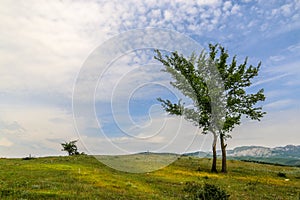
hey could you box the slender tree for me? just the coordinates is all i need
[154,44,266,173]
[155,49,222,172]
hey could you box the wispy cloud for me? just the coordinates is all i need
[0,120,26,134]
[264,99,296,110]
[0,138,13,147]
[269,55,285,62]
[251,73,290,87]
[228,109,300,148]
[0,105,76,157]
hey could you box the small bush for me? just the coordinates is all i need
[22,157,35,160]
[183,181,229,200]
[22,155,35,160]
[61,140,81,156]
[277,172,287,178]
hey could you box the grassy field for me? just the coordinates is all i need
[0,155,299,199]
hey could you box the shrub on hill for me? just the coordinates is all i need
[183,181,229,200]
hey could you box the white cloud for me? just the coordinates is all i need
[196,0,221,6]
[231,4,240,15]
[285,79,300,86]
[223,1,232,11]
[0,105,77,157]
[0,120,26,134]
[163,10,173,21]
[251,73,290,87]
[0,0,115,100]
[265,61,300,74]
[241,0,252,3]
[287,43,300,52]
[0,138,13,147]
[280,3,292,17]
[265,89,292,99]
[269,55,285,62]
[228,109,300,149]
[1,0,300,157]
[264,99,296,110]
[78,114,210,155]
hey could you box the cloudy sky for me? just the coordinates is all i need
[1,0,300,157]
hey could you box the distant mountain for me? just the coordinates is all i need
[227,145,300,166]
[183,145,300,167]
[227,145,300,158]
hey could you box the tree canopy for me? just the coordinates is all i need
[61,140,80,156]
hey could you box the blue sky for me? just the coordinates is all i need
[0,0,300,157]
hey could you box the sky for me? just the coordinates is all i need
[0,0,300,157]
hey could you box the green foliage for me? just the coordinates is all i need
[154,49,215,133]
[208,44,266,134]
[183,181,229,200]
[61,140,80,156]
[22,157,35,160]
[154,44,266,137]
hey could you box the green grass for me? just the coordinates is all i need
[0,155,299,199]
[95,153,179,173]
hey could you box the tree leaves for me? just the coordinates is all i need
[61,140,80,156]
[154,44,266,137]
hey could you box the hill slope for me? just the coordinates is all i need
[0,155,299,199]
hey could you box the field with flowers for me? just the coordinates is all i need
[0,155,299,199]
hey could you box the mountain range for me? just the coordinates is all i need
[183,145,300,167]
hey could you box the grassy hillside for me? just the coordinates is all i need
[0,155,299,199]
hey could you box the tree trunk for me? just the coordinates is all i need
[211,132,218,173]
[220,134,227,173]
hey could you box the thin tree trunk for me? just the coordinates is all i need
[220,134,227,173]
[211,132,218,173]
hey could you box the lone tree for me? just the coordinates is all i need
[61,140,80,156]
[154,44,266,173]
